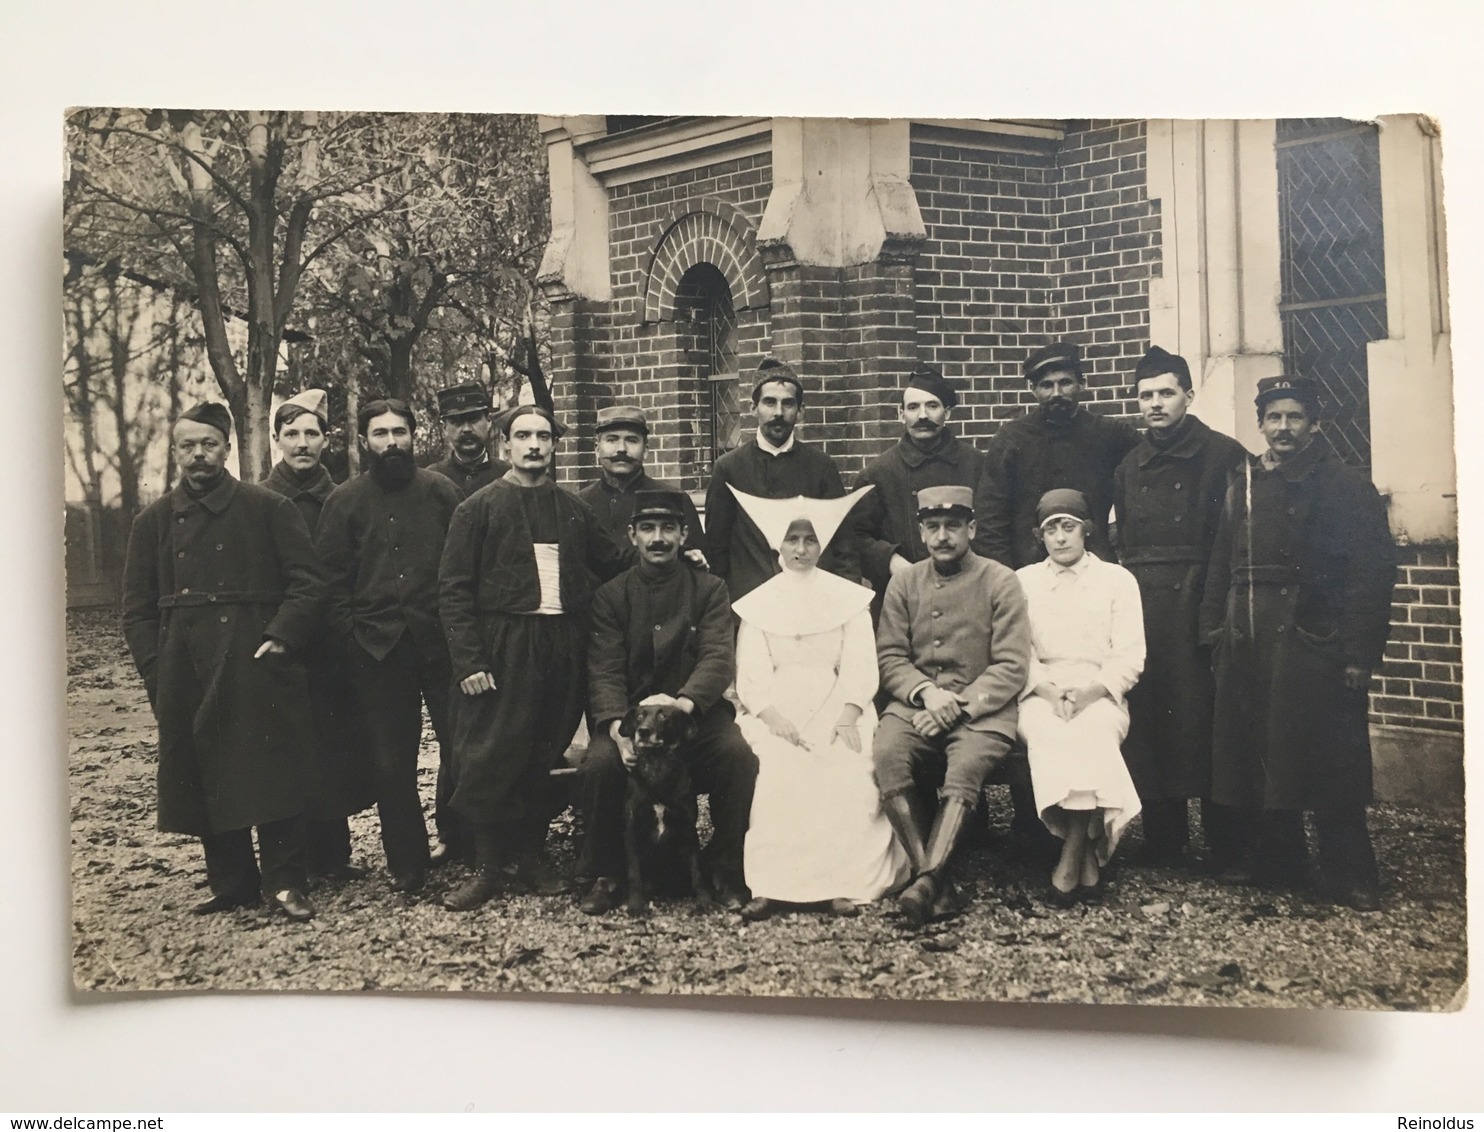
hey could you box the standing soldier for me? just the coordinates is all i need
[316,399,465,894]
[121,402,325,922]
[438,405,628,911]
[1201,376,1397,910]
[979,342,1139,856]
[428,382,511,497]
[1111,348,1248,868]
[851,366,992,598]
[263,389,375,883]
[577,403,707,561]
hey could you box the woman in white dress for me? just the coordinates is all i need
[1015,489,1146,906]
[729,485,909,921]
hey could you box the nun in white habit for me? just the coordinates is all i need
[729,485,909,920]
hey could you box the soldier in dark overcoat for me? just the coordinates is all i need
[427,381,512,497]
[1111,347,1249,866]
[121,401,325,922]
[262,389,375,881]
[1200,376,1397,910]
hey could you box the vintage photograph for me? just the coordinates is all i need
[61,110,1464,1008]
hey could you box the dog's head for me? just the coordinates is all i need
[618,702,698,763]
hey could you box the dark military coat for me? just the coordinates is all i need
[577,468,707,563]
[851,431,992,591]
[979,406,1140,568]
[1111,417,1248,800]
[1199,441,1397,811]
[121,474,325,836]
[428,452,512,499]
[262,461,375,820]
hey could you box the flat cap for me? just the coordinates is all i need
[630,490,689,524]
[1023,342,1084,382]
[178,401,233,440]
[916,484,976,519]
[1036,488,1092,527]
[1133,346,1191,389]
[902,365,958,410]
[751,357,805,405]
[594,404,649,435]
[437,382,493,420]
[1255,375,1321,412]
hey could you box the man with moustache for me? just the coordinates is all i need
[577,404,707,563]
[121,401,324,922]
[438,405,629,911]
[316,399,465,894]
[873,486,1033,925]
[703,358,859,601]
[979,342,1139,858]
[263,389,375,883]
[575,490,757,915]
[428,382,511,497]
[1201,377,1396,910]
[852,366,992,598]
[1111,347,1249,869]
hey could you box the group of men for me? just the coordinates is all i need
[121,339,1397,925]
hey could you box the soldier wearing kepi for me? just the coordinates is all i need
[263,389,375,883]
[121,401,325,922]
[873,485,1033,925]
[577,404,707,563]
[851,365,992,598]
[1111,347,1249,868]
[428,381,511,498]
[315,399,465,894]
[1200,376,1397,910]
[438,405,629,911]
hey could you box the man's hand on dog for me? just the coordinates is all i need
[460,671,497,696]
[637,692,695,714]
[609,719,638,769]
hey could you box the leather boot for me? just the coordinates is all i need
[444,825,504,912]
[900,798,974,927]
[881,793,930,875]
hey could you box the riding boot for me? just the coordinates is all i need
[881,792,930,876]
[443,825,504,912]
[900,797,974,927]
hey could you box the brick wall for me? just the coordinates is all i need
[1373,544,1464,732]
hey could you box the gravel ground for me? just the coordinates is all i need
[66,609,1467,1009]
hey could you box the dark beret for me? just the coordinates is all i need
[1255,375,1322,413]
[178,401,233,440]
[1036,488,1092,527]
[1023,342,1084,382]
[902,365,958,410]
[1133,345,1192,391]
[751,357,805,406]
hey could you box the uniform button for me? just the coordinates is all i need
[934,639,942,647]
[654,624,662,632]
[208,594,217,603]
[1287,507,1296,515]
[398,573,405,579]
[181,587,190,595]
[176,516,185,523]
[1280,587,1288,595]
[177,551,186,558]
[1174,515,1183,523]
[1175,482,1183,490]
[215,543,223,551]
[932,610,941,618]
[1140,486,1148,493]
[1277,625,1286,633]
[1173,582,1182,591]
[219,615,228,624]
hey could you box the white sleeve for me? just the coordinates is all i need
[1095,567,1147,703]
[735,619,775,715]
[835,609,880,710]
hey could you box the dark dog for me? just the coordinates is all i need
[619,702,715,917]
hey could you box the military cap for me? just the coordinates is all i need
[1255,375,1321,413]
[1023,342,1084,382]
[1133,346,1192,391]
[916,484,976,519]
[751,357,805,406]
[595,404,649,435]
[274,388,329,433]
[902,364,958,410]
[630,490,689,524]
[499,403,566,440]
[1036,488,1092,528]
[178,401,233,440]
[436,382,493,420]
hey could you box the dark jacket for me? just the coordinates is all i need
[851,431,992,590]
[1200,441,1397,811]
[265,461,336,534]
[120,474,325,835]
[428,453,513,498]
[703,437,859,600]
[438,478,628,681]
[1111,416,1249,800]
[316,468,464,664]
[979,406,1140,568]
[587,562,737,729]
[577,469,708,562]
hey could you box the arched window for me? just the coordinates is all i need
[676,263,739,466]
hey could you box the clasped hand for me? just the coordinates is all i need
[911,685,966,737]
[1033,681,1108,721]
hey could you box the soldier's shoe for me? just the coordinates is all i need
[512,856,571,897]
[929,878,966,920]
[191,891,261,916]
[443,869,503,912]
[266,888,316,922]
[578,878,621,915]
[897,875,938,926]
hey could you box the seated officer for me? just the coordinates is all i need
[873,485,1033,925]
[576,490,758,915]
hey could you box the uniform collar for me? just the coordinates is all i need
[755,431,797,457]
[1260,436,1326,482]
[1136,415,1207,466]
[599,467,651,494]
[895,429,963,469]
[171,471,238,514]
[268,460,334,503]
